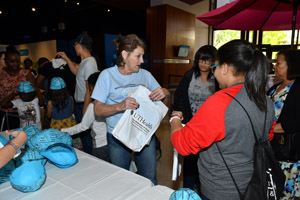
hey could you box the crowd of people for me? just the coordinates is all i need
[0,32,299,200]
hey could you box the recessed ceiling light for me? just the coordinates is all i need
[32,7,36,12]
[107,9,111,12]
[0,11,2,14]
[77,2,80,6]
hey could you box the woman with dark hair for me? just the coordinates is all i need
[267,49,300,199]
[170,40,275,200]
[92,34,169,185]
[0,45,35,130]
[174,45,218,191]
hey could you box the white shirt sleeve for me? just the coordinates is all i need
[61,103,95,135]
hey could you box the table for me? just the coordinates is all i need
[0,148,174,200]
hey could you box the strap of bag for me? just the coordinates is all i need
[216,92,267,200]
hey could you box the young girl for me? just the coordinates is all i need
[47,77,82,150]
[1,81,43,130]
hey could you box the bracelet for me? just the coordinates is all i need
[8,141,21,158]
[169,116,182,124]
[171,113,183,120]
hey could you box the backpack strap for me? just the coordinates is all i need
[216,92,267,200]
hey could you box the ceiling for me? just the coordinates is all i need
[0,0,203,45]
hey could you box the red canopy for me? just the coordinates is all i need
[197,0,300,31]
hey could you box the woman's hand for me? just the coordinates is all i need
[6,130,25,138]
[149,88,168,101]
[274,123,284,133]
[119,97,139,111]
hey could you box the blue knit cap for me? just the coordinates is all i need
[169,188,201,200]
[17,81,35,93]
[50,77,66,90]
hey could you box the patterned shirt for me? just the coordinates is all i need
[0,68,29,112]
[267,81,294,122]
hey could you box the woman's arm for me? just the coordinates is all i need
[26,71,36,87]
[170,111,184,134]
[82,81,92,115]
[47,100,52,119]
[94,97,139,117]
[0,130,27,168]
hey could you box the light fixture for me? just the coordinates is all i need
[64,0,68,2]
[0,11,2,14]
[77,2,80,5]
[32,7,36,12]
[107,9,110,12]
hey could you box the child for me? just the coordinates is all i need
[47,77,82,150]
[1,81,43,130]
[61,72,109,162]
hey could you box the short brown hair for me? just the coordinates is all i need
[114,34,146,67]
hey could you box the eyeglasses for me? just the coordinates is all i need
[209,63,219,73]
[198,59,212,65]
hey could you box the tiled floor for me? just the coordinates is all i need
[156,111,183,190]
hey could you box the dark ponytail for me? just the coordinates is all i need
[245,49,269,111]
[217,40,269,111]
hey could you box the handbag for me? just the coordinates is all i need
[271,131,300,162]
[112,85,168,152]
[216,93,285,200]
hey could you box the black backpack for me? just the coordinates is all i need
[216,93,285,200]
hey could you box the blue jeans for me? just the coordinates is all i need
[107,132,157,185]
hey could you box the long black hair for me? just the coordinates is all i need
[193,45,217,79]
[49,87,69,112]
[217,40,269,111]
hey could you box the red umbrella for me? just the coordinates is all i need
[197,0,300,48]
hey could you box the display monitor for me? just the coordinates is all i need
[177,45,189,57]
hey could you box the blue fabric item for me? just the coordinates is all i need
[0,135,8,146]
[27,128,72,151]
[23,125,40,145]
[0,160,16,184]
[17,81,35,93]
[10,161,46,193]
[41,143,78,168]
[18,148,47,166]
[169,188,202,200]
[50,77,66,90]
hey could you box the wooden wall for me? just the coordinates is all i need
[147,4,195,88]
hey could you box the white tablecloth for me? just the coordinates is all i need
[0,148,174,200]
